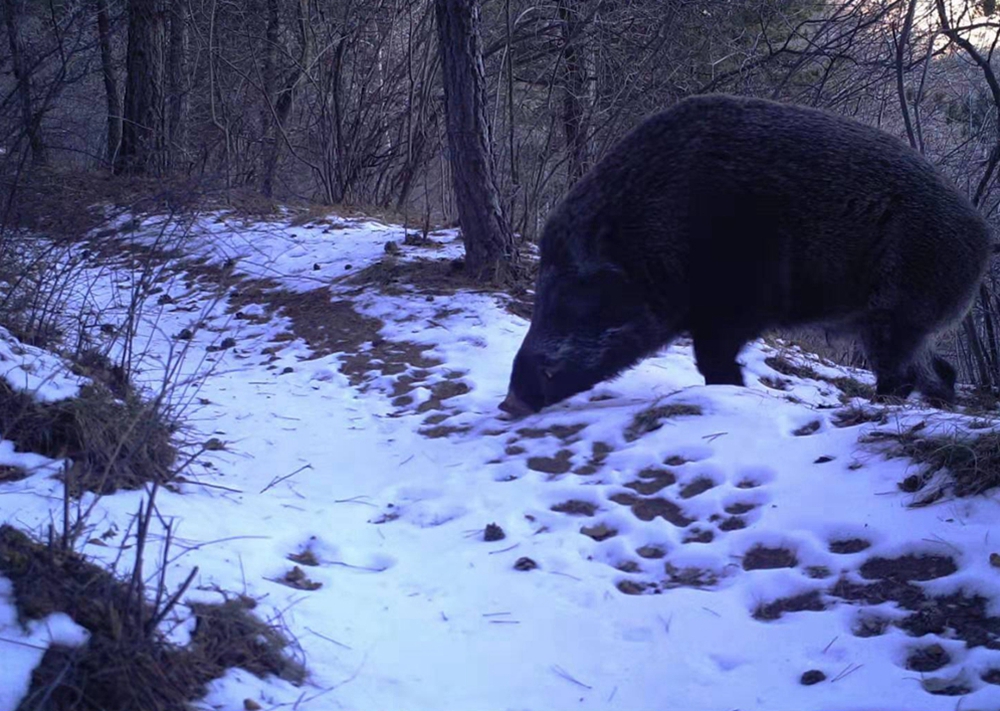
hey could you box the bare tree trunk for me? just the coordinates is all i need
[435,0,517,283]
[261,0,310,198]
[116,0,165,175]
[558,0,589,183]
[166,0,188,169]
[95,0,121,165]
[3,0,46,165]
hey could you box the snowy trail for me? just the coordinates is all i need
[4,212,1000,710]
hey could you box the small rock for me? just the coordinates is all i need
[244,700,262,711]
[514,556,537,571]
[313,263,321,270]
[220,337,237,349]
[344,263,352,270]
[281,366,294,374]
[176,328,194,340]
[814,455,834,464]
[384,241,400,254]
[800,670,826,686]
[484,523,505,541]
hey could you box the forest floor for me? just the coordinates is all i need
[2,207,1000,710]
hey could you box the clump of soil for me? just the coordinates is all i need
[527,450,574,475]
[859,554,957,582]
[906,644,950,672]
[551,500,598,516]
[833,406,888,428]
[679,476,716,499]
[743,545,798,571]
[753,591,826,621]
[828,539,871,554]
[624,403,702,442]
[792,420,821,436]
[609,492,693,527]
[624,468,677,495]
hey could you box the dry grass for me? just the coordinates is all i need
[863,423,1000,502]
[624,402,703,442]
[0,379,177,494]
[1,526,304,711]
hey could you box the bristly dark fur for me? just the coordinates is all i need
[501,94,992,415]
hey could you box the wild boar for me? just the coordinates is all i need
[500,94,991,416]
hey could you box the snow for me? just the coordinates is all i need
[2,209,1000,709]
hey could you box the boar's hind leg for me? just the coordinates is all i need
[692,329,748,387]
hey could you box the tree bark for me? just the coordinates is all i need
[166,0,188,168]
[116,0,165,175]
[435,0,517,283]
[261,0,310,198]
[3,0,46,165]
[558,0,589,183]
[95,0,121,165]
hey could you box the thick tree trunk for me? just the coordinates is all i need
[95,0,121,165]
[435,0,517,283]
[166,0,188,168]
[3,0,46,165]
[116,0,165,175]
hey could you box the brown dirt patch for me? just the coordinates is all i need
[724,502,756,515]
[743,545,798,571]
[833,406,888,428]
[859,554,957,582]
[517,423,587,442]
[792,420,821,436]
[717,516,747,531]
[624,468,677,495]
[664,564,719,589]
[608,492,693,526]
[0,464,28,483]
[759,375,791,391]
[581,523,617,541]
[527,450,574,475]
[906,644,950,672]
[624,403,702,442]
[551,500,598,516]
[679,476,716,499]
[829,538,871,554]
[683,528,715,543]
[636,545,667,559]
[753,590,826,621]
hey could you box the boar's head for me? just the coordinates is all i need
[500,267,659,416]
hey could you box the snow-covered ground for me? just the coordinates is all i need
[3,209,1000,710]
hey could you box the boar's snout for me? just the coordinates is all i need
[499,390,535,418]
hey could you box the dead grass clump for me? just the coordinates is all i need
[624,403,702,442]
[765,355,820,380]
[1,526,304,711]
[833,406,888,428]
[0,380,177,494]
[870,427,1000,500]
[828,376,875,400]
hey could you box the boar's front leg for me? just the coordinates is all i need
[692,328,748,387]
